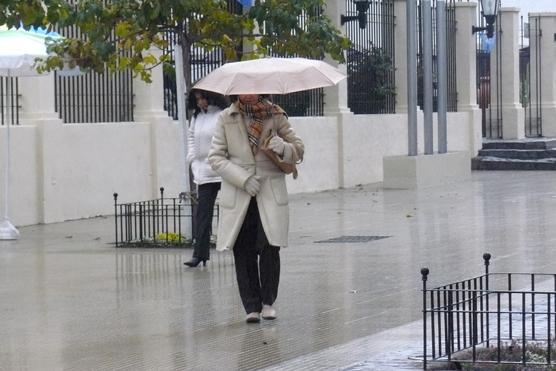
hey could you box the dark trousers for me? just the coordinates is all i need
[192,182,220,260]
[233,198,280,314]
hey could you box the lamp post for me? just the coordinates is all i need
[341,0,371,29]
[472,0,499,38]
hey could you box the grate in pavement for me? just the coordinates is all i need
[314,235,391,243]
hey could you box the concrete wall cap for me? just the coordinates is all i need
[500,7,520,12]
[529,12,556,17]
[454,2,478,8]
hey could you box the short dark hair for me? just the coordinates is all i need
[187,89,230,117]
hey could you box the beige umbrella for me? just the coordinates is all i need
[193,57,346,95]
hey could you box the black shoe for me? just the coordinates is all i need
[184,257,207,267]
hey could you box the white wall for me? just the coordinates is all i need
[287,116,339,194]
[0,0,491,227]
[288,111,477,191]
[1,119,185,226]
[1,110,478,227]
[0,125,40,225]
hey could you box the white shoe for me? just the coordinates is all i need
[262,305,277,320]
[246,312,260,323]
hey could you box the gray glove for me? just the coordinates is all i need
[268,136,285,155]
[244,175,261,196]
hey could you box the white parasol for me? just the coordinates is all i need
[0,26,76,239]
[193,57,346,95]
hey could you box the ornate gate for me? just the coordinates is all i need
[522,16,543,137]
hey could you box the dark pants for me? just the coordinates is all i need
[233,198,281,314]
[192,182,220,260]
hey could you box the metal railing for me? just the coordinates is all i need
[477,50,490,137]
[269,6,325,116]
[422,253,556,370]
[162,30,179,121]
[163,1,325,118]
[417,0,458,113]
[113,187,219,248]
[162,0,243,121]
[54,25,134,124]
[523,16,543,138]
[346,0,396,114]
[271,89,324,117]
[0,77,19,126]
[476,0,503,138]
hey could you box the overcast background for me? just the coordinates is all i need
[501,0,556,18]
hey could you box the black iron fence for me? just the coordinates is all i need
[54,25,134,124]
[422,253,556,370]
[0,77,19,126]
[445,1,458,112]
[477,50,490,137]
[269,5,325,116]
[476,0,503,138]
[162,0,242,120]
[113,187,219,248]
[162,30,179,121]
[163,1,325,119]
[416,0,458,113]
[271,89,324,117]
[481,10,544,139]
[346,0,396,114]
[523,16,543,138]
[54,69,134,124]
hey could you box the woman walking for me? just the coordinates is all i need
[208,94,304,322]
[184,89,228,268]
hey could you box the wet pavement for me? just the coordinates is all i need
[2,171,556,370]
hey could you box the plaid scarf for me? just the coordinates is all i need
[237,98,285,155]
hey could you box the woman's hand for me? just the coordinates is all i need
[268,136,285,156]
[244,175,261,196]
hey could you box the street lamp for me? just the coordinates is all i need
[341,0,371,29]
[472,0,499,39]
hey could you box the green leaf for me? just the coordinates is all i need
[7,0,349,85]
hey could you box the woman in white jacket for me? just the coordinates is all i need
[184,90,228,267]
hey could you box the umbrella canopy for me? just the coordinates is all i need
[0,26,62,77]
[193,57,346,95]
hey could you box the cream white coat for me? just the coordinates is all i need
[208,104,304,251]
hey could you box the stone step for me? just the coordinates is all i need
[482,139,556,150]
[478,149,556,160]
[472,156,556,170]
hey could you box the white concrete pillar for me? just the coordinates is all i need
[16,72,64,223]
[323,0,355,189]
[393,0,408,112]
[455,2,479,110]
[455,2,482,155]
[132,48,184,199]
[18,74,59,121]
[133,49,167,118]
[490,8,524,139]
[323,0,351,116]
[529,13,556,137]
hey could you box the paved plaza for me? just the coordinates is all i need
[2,171,556,370]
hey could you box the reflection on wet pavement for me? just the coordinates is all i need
[2,171,556,369]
